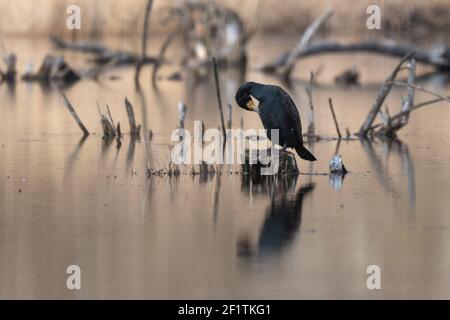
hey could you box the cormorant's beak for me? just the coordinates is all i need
[246,99,259,113]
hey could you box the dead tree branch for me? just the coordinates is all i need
[375,59,416,136]
[358,52,414,137]
[262,41,450,72]
[370,96,450,132]
[279,9,333,80]
[401,59,416,124]
[390,81,450,103]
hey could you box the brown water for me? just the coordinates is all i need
[1,36,450,299]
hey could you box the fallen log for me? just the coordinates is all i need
[261,41,450,72]
[50,35,157,66]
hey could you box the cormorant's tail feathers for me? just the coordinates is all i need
[295,146,317,161]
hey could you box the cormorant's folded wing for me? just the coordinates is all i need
[279,89,303,141]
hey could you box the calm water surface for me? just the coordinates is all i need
[0,36,450,298]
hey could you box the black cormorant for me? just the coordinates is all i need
[235,82,317,161]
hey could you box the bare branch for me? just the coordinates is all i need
[328,98,342,139]
[280,9,334,80]
[62,94,89,137]
[390,81,450,103]
[358,52,414,137]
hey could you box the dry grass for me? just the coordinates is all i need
[0,0,448,38]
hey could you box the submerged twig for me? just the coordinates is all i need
[62,94,89,137]
[242,0,266,42]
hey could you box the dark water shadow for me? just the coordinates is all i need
[101,137,114,159]
[238,174,315,259]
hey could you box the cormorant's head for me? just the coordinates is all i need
[235,82,259,113]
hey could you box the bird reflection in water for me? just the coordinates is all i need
[238,174,315,258]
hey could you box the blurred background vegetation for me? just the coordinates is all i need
[0,0,448,39]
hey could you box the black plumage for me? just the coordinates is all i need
[235,82,316,161]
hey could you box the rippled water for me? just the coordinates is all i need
[1,36,450,299]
